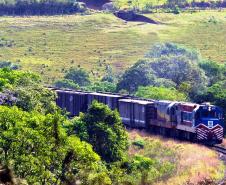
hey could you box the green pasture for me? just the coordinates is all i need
[0,10,225,83]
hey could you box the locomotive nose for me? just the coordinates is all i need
[207,131,217,141]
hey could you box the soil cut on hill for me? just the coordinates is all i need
[114,10,159,24]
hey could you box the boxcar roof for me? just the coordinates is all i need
[88,92,122,97]
[56,90,86,95]
[179,102,198,107]
[119,99,154,105]
[156,100,174,104]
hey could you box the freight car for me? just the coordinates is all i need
[55,89,224,144]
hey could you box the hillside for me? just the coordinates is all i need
[129,130,225,184]
[0,10,225,83]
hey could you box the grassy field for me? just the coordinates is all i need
[0,10,225,83]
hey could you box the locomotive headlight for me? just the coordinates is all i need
[208,121,213,128]
[208,107,211,111]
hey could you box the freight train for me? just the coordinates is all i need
[54,89,224,144]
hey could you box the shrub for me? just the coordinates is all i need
[64,68,90,87]
[135,86,187,101]
[54,79,79,89]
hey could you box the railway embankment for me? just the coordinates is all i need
[129,130,226,184]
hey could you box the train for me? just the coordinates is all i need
[54,88,224,144]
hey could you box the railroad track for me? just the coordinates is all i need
[211,145,226,155]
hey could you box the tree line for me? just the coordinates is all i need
[0,0,85,16]
[54,42,226,123]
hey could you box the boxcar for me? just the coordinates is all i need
[56,90,87,116]
[87,92,122,110]
[118,99,154,128]
[56,90,66,109]
[70,91,88,116]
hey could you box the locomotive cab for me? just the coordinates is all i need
[195,104,224,143]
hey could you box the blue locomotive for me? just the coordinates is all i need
[195,103,224,142]
[55,89,224,144]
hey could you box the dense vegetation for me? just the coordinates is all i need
[135,86,187,101]
[0,67,180,184]
[114,0,226,12]
[0,0,86,15]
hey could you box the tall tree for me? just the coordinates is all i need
[0,106,104,184]
[71,101,129,163]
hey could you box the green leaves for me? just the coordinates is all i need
[0,106,103,184]
[64,68,91,87]
[72,101,129,163]
[135,86,187,101]
[117,43,208,97]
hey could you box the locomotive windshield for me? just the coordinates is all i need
[201,110,219,118]
[200,105,223,119]
[195,106,222,120]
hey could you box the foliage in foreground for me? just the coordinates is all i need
[0,68,176,184]
[0,106,108,184]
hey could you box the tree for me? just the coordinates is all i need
[117,43,208,96]
[0,68,56,113]
[149,56,208,96]
[71,101,129,163]
[199,60,225,86]
[0,106,104,184]
[54,79,79,90]
[194,80,226,120]
[102,65,116,83]
[117,60,156,93]
[86,81,116,93]
[145,42,200,62]
[135,86,187,101]
[64,68,90,87]
[0,0,85,16]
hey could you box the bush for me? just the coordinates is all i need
[135,86,187,101]
[199,60,225,86]
[64,68,90,87]
[86,81,116,93]
[171,5,181,14]
[54,79,79,89]
[0,61,20,70]
[145,42,200,61]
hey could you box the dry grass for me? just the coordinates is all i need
[128,130,225,185]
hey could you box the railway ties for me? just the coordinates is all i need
[211,145,226,155]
